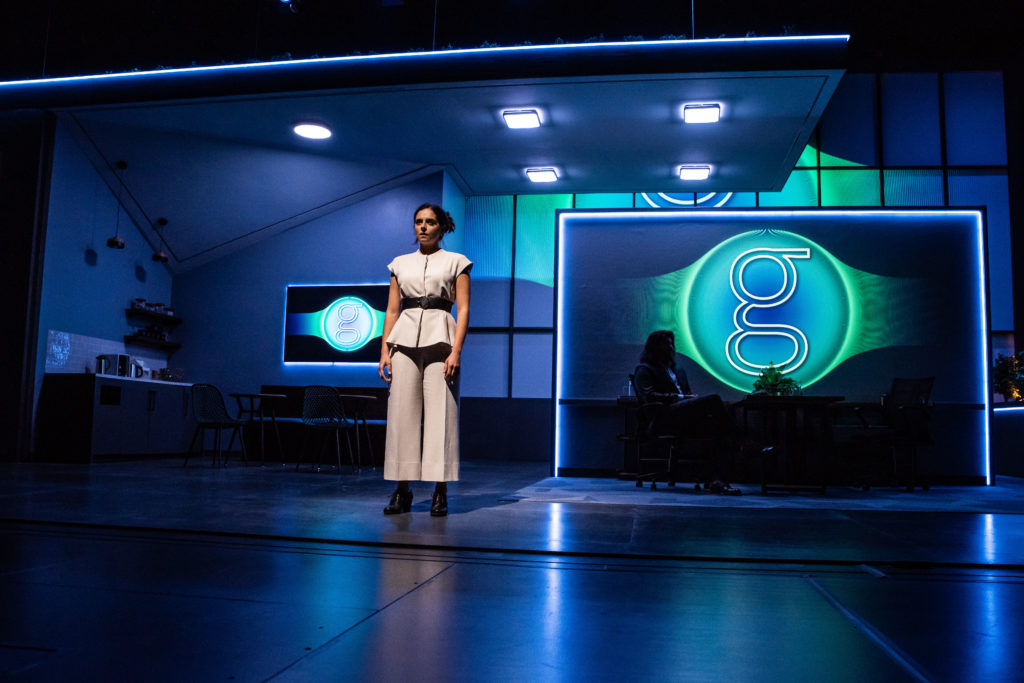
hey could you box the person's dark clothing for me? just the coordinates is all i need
[633,362,729,435]
[633,361,691,404]
[633,361,735,481]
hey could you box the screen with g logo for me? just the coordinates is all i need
[284,284,389,363]
[557,209,987,402]
[555,208,990,479]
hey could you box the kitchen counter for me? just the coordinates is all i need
[36,373,196,462]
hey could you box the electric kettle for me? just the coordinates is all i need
[128,359,146,378]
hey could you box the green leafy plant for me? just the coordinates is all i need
[993,351,1024,402]
[752,361,800,396]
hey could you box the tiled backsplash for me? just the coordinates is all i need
[45,329,168,375]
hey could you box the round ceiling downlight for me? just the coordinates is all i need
[293,123,332,139]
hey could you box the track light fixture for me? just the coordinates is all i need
[152,217,169,263]
[106,160,128,250]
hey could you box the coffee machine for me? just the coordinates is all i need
[95,354,143,377]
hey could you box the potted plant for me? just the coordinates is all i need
[993,351,1024,402]
[752,361,800,396]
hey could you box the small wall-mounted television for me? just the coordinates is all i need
[283,284,390,363]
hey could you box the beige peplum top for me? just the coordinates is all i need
[386,248,472,349]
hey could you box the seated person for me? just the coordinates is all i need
[634,330,740,495]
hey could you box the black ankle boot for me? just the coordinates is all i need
[383,488,413,515]
[430,489,448,517]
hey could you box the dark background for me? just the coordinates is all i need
[1,0,1019,81]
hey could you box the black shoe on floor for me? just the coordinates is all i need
[430,489,448,517]
[383,488,413,515]
[708,480,742,496]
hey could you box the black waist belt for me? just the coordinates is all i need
[401,296,453,312]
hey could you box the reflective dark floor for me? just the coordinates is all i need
[3,459,1024,681]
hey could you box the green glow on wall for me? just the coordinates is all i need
[818,146,868,167]
[758,169,818,207]
[795,143,818,167]
[821,169,881,206]
[515,194,572,288]
[574,193,634,208]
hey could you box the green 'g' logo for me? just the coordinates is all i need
[681,230,853,392]
[322,297,377,352]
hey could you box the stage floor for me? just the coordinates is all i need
[3,458,1023,680]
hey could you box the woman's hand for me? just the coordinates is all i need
[379,349,392,384]
[443,349,461,381]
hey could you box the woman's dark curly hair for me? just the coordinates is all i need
[415,202,456,235]
[640,330,676,370]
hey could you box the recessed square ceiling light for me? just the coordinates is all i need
[526,167,559,182]
[678,165,712,181]
[293,123,332,139]
[502,109,542,129]
[681,103,721,124]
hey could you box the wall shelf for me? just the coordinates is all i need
[125,308,182,354]
[125,308,183,328]
[124,336,182,352]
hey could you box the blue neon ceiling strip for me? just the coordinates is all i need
[0,35,850,91]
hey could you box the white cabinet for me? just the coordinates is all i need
[37,374,195,462]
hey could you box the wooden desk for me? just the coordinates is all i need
[230,393,287,465]
[734,394,844,494]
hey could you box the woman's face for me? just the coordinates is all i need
[657,335,675,364]
[414,208,443,250]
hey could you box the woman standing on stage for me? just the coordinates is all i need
[378,203,472,516]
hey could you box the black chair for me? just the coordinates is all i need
[618,374,713,490]
[335,392,383,470]
[186,383,248,467]
[295,385,357,473]
[851,376,935,491]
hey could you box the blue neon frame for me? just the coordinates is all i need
[554,208,991,483]
[281,282,388,367]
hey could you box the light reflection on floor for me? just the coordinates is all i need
[2,459,1024,680]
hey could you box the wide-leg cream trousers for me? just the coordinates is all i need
[383,343,460,482]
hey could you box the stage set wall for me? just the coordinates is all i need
[29,69,1021,474]
[31,122,548,463]
[35,121,175,379]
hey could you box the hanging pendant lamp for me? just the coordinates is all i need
[106,160,128,249]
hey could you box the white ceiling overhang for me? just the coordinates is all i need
[1,37,848,270]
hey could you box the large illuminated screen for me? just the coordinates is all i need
[283,284,389,363]
[561,208,983,401]
[556,209,989,470]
